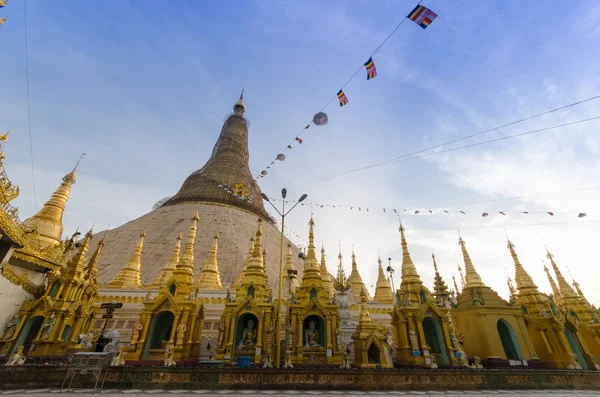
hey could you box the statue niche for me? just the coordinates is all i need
[368,343,381,364]
[303,315,324,351]
[236,313,259,354]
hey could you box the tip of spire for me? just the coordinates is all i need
[140,229,147,238]
[193,210,200,221]
[177,232,183,240]
[214,232,219,240]
[234,89,246,113]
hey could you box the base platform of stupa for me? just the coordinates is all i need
[1,366,599,391]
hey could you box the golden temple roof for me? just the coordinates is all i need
[507,238,538,293]
[431,253,450,306]
[546,248,578,300]
[104,230,145,289]
[196,232,225,290]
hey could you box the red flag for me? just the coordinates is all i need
[295,137,303,144]
[287,145,292,149]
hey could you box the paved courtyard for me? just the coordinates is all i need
[1,390,599,396]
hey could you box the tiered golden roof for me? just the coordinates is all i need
[235,218,269,301]
[320,246,334,298]
[104,230,146,289]
[196,233,225,290]
[374,256,393,304]
[148,233,181,289]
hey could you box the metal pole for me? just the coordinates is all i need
[275,200,285,368]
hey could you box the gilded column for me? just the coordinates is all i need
[169,314,180,344]
[416,317,427,350]
[139,314,151,345]
[326,316,332,350]
[187,314,198,344]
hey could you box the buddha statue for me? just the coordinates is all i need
[237,318,257,349]
[304,319,321,350]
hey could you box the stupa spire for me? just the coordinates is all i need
[196,233,225,290]
[65,227,93,278]
[452,274,460,295]
[374,255,394,304]
[105,230,145,289]
[458,232,485,288]
[284,242,300,293]
[232,236,254,288]
[23,159,80,248]
[149,233,182,288]
[300,217,322,287]
[432,253,450,307]
[544,264,562,304]
[348,247,372,301]
[173,211,199,286]
[546,248,578,299]
[507,237,538,294]
[86,237,104,286]
[507,275,518,304]
[398,223,423,305]
[320,246,334,297]
[163,93,273,222]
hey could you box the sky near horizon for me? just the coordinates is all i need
[1,1,600,304]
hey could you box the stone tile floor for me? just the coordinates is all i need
[1,390,599,396]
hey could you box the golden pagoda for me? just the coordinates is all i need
[196,233,225,291]
[215,218,275,364]
[127,213,205,362]
[104,230,146,289]
[320,246,334,298]
[374,256,393,304]
[232,237,254,289]
[0,228,101,357]
[348,249,372,302]
[391,224,461,367]
[148,233,182,289]
[546,247,600,369]
[288,217,342,365]
[453,233,538,368]
[507,238,584,369]
[351,296,392,368]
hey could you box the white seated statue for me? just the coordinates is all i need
[304,319,321,350]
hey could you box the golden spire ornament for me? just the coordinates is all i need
[149,233,182,288]
[458,232,485,288]
[196,233,225,290]
[105,230,146,289]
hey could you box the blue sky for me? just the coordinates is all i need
[1,0,600,303]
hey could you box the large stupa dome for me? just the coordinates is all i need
[92,93,304,290]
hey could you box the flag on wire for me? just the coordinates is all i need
[295,137,303,144]
[407,4,437,29]
[547,212,554,216]
[364,57,377,80]
[287,145,292,149]
[337,90,349,106]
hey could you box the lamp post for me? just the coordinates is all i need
[386,258,396,292]
[261,189,307,368]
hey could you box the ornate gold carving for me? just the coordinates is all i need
[1,262,45,297]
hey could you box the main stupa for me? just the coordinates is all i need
[92,93,304,290]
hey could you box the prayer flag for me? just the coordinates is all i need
[407,4,437,29]
[287,145,292,149]
[337,90,349,106]
[295,137,303,144]
[547,212,554,216]
[364,57,377,80]
[499,212,506,215]
[578,213,587,218]
[482,212,489,217]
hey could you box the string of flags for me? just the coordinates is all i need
[255,2,439,180]
[267,198,590,219]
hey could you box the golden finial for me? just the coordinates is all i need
[196,231,224,290]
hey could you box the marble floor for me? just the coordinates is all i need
[1,390,599,396]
